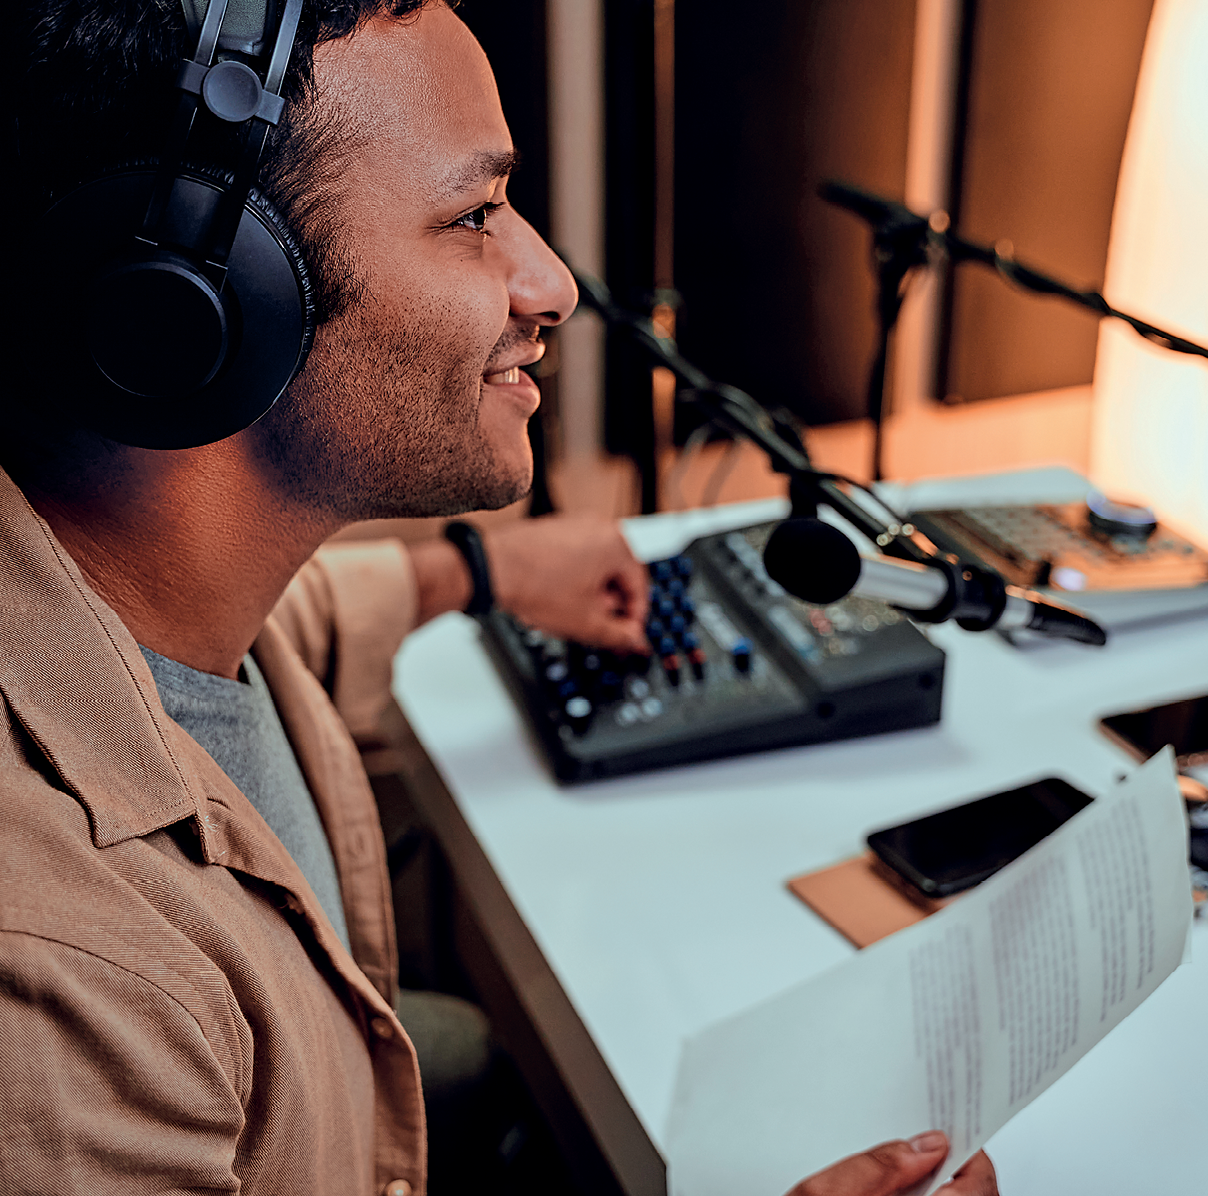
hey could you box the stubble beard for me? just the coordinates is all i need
[248,290,533,522]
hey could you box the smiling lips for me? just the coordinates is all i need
[484,366,522,385]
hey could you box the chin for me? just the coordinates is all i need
[462,459,533,513]
[457,434,533,512]
[394,452,533,519]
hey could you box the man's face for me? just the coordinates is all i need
[252,4,577,519]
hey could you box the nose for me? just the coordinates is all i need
[499,210,579,327]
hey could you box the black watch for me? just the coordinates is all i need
[444,521,494,617]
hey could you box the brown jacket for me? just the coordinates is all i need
[0,468,426,1196]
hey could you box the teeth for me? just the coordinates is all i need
[486,366,521,385]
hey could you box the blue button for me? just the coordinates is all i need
[732,638,752,674]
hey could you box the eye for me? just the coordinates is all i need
[450,201,504,235]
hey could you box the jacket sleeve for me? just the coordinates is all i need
[0,931,246,1195]
[269,540,419,747]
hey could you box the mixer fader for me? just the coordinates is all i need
[481,521,946,782]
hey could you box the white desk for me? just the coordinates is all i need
[393,491,1208,1195]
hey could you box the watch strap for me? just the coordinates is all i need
[444,520,494,617]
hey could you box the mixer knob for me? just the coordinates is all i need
[1086,491,1158,539]
[563,695,594,734]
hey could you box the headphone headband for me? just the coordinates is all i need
[146,0,302,274]
[182,0,275,58]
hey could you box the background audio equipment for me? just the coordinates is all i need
[34,0,313,449]
[909,499,1208,594]
[481,522,945,783]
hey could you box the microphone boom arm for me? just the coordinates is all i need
[819,181,1208,359]
[564,261,939,567]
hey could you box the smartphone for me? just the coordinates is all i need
[866,777,1094,899]
[1099,694,1208,786]
[1100,694,1208,884]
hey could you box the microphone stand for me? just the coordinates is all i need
[819,180,1208,484]
[866,206,932,484]
[566,262,939,569]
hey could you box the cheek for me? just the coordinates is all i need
[360,237,511,368]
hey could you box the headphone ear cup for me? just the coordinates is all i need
[36,163,315,449]
[239,181,317,365]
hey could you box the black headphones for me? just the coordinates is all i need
[36,0,314,449]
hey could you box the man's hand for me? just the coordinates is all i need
[484,516,649,654]
[786,1134,998,1196]
[408,516,649,653]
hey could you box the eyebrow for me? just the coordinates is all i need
[437,149,521,200]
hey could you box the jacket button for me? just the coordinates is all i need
[370,1016,394,1040]
[382,1181,412,1196]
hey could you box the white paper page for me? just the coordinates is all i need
[665,751,1192,1196]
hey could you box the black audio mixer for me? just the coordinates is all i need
[480,521,946,782]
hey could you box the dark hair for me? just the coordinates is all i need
[16,0,434,322]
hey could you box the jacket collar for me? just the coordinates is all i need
[0,467,226,852]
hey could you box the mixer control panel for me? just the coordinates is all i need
[481,522,946,782]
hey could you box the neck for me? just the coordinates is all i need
[24,438,343,680]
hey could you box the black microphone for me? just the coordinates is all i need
[763,519,1108,646]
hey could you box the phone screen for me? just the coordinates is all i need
[866,778,1094,898]
[1100,694,1208,784]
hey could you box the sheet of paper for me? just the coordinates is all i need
[665,751,1192,1196]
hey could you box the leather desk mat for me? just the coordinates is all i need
[787,853,957,948]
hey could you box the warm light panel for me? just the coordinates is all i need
[1091,0,1208,539]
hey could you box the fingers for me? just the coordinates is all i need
[606,553,651,628]
[484,516,651,651]
[580,611,648,655]
[787,1133,950,1196]
[938,1151,998,1196]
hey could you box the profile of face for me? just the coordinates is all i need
[251,3,577,520]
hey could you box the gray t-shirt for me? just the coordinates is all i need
[140,646,351,951]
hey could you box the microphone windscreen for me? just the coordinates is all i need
[763,518,862,604]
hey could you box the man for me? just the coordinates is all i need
[3,2,996,1192]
